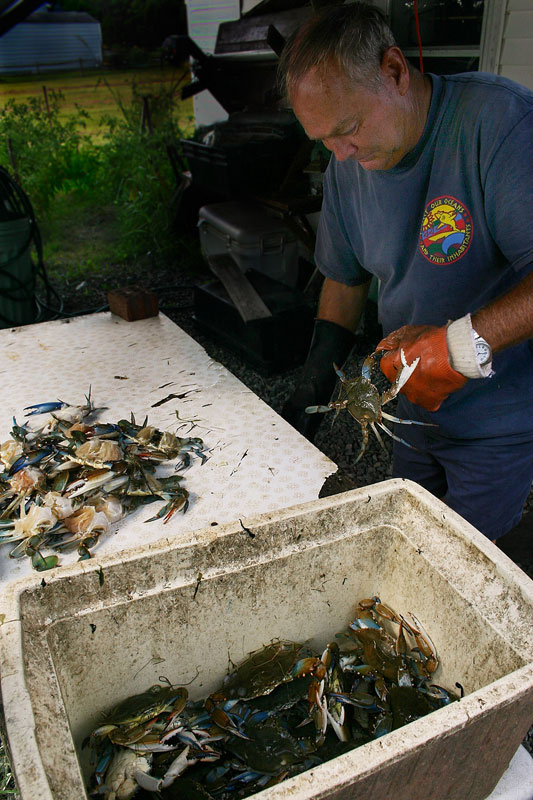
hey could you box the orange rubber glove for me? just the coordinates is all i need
[376,324,467,412]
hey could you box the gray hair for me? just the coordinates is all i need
[278,2,396,100]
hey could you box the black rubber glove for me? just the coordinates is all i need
[281,319,355,441]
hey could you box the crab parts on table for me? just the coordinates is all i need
[0,395,207,570]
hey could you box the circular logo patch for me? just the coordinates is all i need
[419,196,473,264]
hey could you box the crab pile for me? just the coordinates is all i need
[0,393,206,571]
[87,597,459,799]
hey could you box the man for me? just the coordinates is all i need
[279,2,533,541]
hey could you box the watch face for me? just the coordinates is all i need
[475,340,492,365]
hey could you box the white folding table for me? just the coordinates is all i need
[0,311,335,584]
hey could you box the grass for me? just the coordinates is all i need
[0,744,17,798]
[0,65,195,141]
[41,193,124,281]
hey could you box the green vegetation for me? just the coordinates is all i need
[0,67,193,140]
[0,67,196,281]
[61,0,187,49]
[0,741,17,798]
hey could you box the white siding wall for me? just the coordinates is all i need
[499,0,533,88]
[184,0,240,126]
[481,0,533,89]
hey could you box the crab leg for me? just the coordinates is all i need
[370,422,386,453]
[404,612,439,673]
[381,411,434,426]
[376,421,418,451]
[354,426,370,464]
[144,491,189,523]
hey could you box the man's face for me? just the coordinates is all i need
[290,60,413,171]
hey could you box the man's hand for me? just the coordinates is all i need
[281,378,330,441]
[376,324,467,411]
[281,319,355,440]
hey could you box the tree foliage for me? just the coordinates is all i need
[59,0,187,47]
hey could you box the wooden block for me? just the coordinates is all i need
[107,285,158,321]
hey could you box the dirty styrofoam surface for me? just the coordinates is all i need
[0,480,532,800]
[0,311,335,584]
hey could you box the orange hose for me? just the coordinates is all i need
[413,0,424,73]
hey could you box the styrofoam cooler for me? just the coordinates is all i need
[1,479,532,799]
[198,201,300,287]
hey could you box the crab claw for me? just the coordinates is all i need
[24,401,68,417]
[305,405,332,414]
[396,350,420,392]
[8,448,53,476]
[380,350,420,405]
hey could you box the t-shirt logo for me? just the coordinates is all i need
[419,196,473,264]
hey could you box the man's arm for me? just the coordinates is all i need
[472,270,533,351]
[281,277,371,439]
[378,270,533,411]
[317,276,372,332]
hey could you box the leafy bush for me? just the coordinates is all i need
[0,90,98,214]
[96,74,192,261]
[0,74,192,267]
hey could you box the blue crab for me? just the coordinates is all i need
[306,349,432,462]
[89,684,206,797]
[205,641,312,738]
[91,684,189,747]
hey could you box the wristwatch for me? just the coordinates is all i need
[472,330,492,367]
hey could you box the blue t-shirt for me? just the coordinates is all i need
[315,72,533,439]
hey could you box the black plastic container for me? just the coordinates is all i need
[181,138,294,197]
[194,269,315,373]
[181,111,305,197]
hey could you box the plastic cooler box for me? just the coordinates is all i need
[198,201,299,287]
[0,480,532,800]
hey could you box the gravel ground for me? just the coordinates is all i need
[42,253,533,760]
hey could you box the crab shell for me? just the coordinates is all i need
[219,641,312,701]
[91,495,124,523]
[110,686,188,729]
[10,466,43,493]
[63,506,109,535]
[13,504,57,539]
[43,491,77,520]
[75,438,123,463]
[0,440,22,470]
[104,748,151,800]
